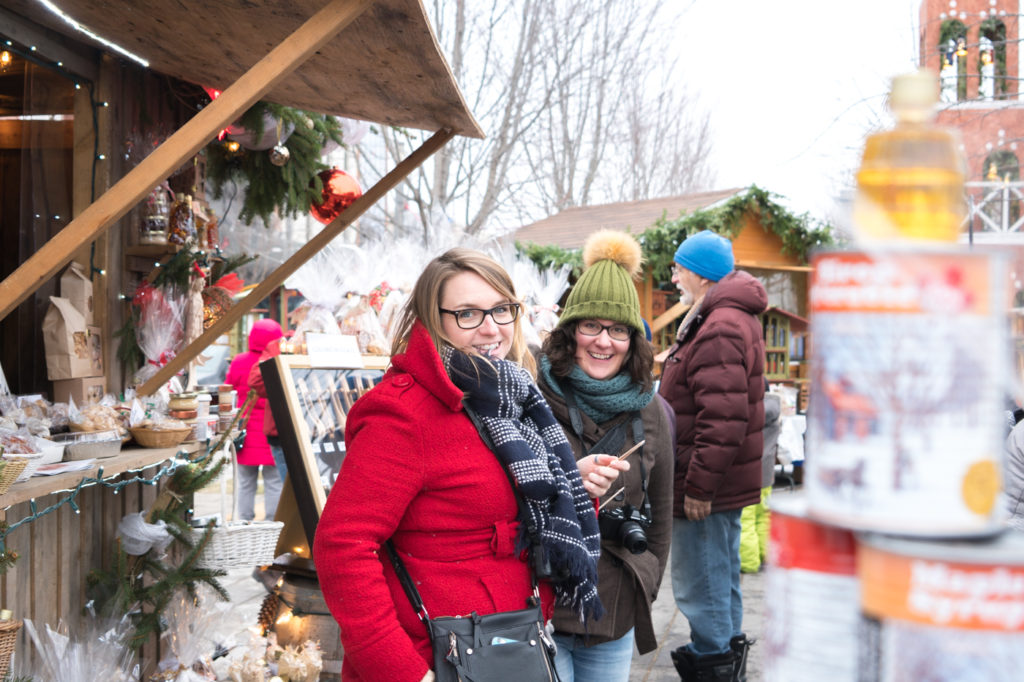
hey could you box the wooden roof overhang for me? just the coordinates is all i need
[0,0,483,395]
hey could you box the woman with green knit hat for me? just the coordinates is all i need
[538,229,675,681]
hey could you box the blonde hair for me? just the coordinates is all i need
[390,248,536,377]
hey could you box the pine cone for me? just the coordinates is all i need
[257,593,279,635]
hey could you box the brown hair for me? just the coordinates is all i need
[390,248,537,376]
[541,320,654,392]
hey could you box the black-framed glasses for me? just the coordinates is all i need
[576,319,632,342]
[439,303,520,329]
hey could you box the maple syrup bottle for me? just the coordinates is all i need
[852,70,966,244]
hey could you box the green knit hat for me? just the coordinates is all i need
[559,230,645,333]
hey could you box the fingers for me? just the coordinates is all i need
[579,455,631,498]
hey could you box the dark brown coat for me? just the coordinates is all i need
[540,375,675,655]
[659,270,768,517]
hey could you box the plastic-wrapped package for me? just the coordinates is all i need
[154,587,226,681]
[132,285,187,393]
[285,244,351,344]
[21,609,139,681]
[338,296,389,354]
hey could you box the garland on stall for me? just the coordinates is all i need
[518,186,834,283]
[205,101,344,225]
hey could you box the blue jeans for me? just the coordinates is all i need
[553,628,634,682]
[268,440,288,483]
[671,511,743,656]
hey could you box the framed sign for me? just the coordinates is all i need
[260,354,385,548]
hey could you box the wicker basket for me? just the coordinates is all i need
[0,459,28,495]
[130,426,190,449]
[0,619,20,678]
[3,452,45,482]
[192,521,284,570]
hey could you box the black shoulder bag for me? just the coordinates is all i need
[383,403,560,682]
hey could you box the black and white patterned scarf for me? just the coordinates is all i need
[441,346,603,622]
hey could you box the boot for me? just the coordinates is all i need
[730,634,754,682]
[670,645,738,682]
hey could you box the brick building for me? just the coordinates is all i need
[918,0,1023,237]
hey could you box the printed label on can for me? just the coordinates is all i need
[806,249,1008,535]
[765,495,860,682]
[857,532,1024,681]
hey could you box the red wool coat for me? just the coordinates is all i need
[313,323,553,682]
[225,318,282,466]
[659,270,768,516]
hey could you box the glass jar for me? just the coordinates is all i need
[139,186,170,245]
[167,194,196,246]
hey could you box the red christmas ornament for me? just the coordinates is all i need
[310,168,362,224]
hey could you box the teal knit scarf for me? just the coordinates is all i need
[539,355,653,424]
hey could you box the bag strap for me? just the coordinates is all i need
[385,400,541,626]
[384,539,430,623]
[557,379,652,518]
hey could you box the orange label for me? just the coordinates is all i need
[859,543,1024,630]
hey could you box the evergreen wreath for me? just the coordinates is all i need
[205,101,345,225]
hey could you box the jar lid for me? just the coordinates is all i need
[170,392,198,400]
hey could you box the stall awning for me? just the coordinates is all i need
[0,0,480,394]
[2,0,482,138]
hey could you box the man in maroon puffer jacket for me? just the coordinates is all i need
[658,230,767,682]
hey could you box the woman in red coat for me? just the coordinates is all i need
[225,318,284,520]
[313,249,604,682]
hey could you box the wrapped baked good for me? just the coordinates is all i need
[131,283,186,390]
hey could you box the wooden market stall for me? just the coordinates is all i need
[513,187,815,356]
[0,0,482,675]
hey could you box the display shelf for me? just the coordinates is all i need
[0,443,200,508]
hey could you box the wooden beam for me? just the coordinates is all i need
[651,299,690,335]
[0,0,375,321]
[139,127,457,395]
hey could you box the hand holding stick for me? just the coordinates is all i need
[594,440,645,510]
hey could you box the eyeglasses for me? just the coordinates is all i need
[439,303,520,329]
[576,319,632,342]
[671,263,685,276]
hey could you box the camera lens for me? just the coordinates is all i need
[618,521,648,555]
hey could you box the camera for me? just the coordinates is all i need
[599,503,652,555]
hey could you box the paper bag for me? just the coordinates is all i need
[60,261,93,324]
[42,296,103,379]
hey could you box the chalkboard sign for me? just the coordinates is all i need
[260,354,385,548]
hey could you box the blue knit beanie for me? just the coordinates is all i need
[673,230,734,282]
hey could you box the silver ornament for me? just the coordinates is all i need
[269,144,290,166]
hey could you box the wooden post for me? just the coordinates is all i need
[138,127,457,395]
[0,0,375,321]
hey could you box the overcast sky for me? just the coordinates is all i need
[670,0,922,224]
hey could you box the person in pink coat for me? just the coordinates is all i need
[313,249,606,682]
[225,318,284,521]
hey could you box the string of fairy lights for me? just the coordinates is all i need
[0,448,212,560]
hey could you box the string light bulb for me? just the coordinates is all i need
[0,51,11,71]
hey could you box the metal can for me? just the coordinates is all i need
[806,248,1009,536]
[857,530,1024,681]
[764,493,859,682]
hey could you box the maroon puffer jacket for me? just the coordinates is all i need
[659,270,768,517]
